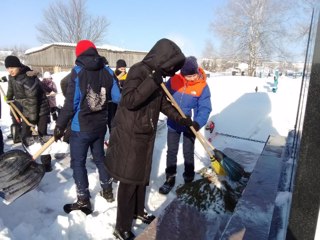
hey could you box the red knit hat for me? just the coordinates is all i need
[75,40,96,57]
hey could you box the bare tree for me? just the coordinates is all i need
[210,0,295,76]
[9,45,29,63]
[202,41,217,59]
[201,41,218,72]
[36,0,109,44]
[293,0,318,39]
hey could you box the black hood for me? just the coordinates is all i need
[19,65,32,75]
[142,38,185,77]
[75,48,105,71]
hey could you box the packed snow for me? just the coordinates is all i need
[0,71,309,239]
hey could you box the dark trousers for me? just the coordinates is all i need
[165,129,195,179]
[21,114,51,165]
[50,107,58,121]
[69,128,112,200]
[38,115,51,165]
[10,111,22,143]
[116,183,146,231]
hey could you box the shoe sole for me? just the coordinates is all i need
[63,205,92,215]
[133,215,156,224]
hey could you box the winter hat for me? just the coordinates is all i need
[5,55,22,68]
[43,71,52,79]
[116,59,127,68]
[180,56,198,76]
[75,40,96,57]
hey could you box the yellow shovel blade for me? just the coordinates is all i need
[211,159,227,176]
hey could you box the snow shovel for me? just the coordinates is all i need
[0,136,55,204]
[161,83,244,181]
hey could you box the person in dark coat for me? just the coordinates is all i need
[5,55,52,171]
[54,40,121,215]
[105,38,197,240]
[41,71,58,122]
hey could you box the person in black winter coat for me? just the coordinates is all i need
[5,55,52,171]
[104,38,197,240]
[54,40,121,215]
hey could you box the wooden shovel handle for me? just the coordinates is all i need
[32,136,55,160]
[0,85,22,124]
[192,128,215,151]
[9,102,38,135]
[0,84,38,135]
[160,83,215,159]
[0,84,6,96]
[9,105,21,124]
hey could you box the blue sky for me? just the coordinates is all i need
[0,0,225,58]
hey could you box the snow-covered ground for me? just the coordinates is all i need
[0,72,314,239]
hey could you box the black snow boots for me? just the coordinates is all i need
[159,175,176,195]
[63,198,92,215]
[101,188,114,202]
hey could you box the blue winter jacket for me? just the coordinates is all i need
[166,67,212,132]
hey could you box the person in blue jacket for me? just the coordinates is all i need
[159,56,212,194]
[54,40,121,214]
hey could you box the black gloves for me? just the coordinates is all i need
[63,122,72,143]
[179,116,200,136]
[178,116,193,127]
[152,69,163,85]
[192,121,200,131]
[1,76,7,82]
[53,126,65,141]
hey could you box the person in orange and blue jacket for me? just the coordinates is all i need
[159,56,212,195]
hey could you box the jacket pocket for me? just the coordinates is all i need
[133,109,154,135]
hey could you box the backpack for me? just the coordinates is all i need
[74,65,114,112]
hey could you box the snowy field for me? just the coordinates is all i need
[0,71,311,239]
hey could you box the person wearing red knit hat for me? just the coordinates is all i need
[54,39,121,215]
[75,40,97,57]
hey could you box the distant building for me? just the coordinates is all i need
[24,42,147,73]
